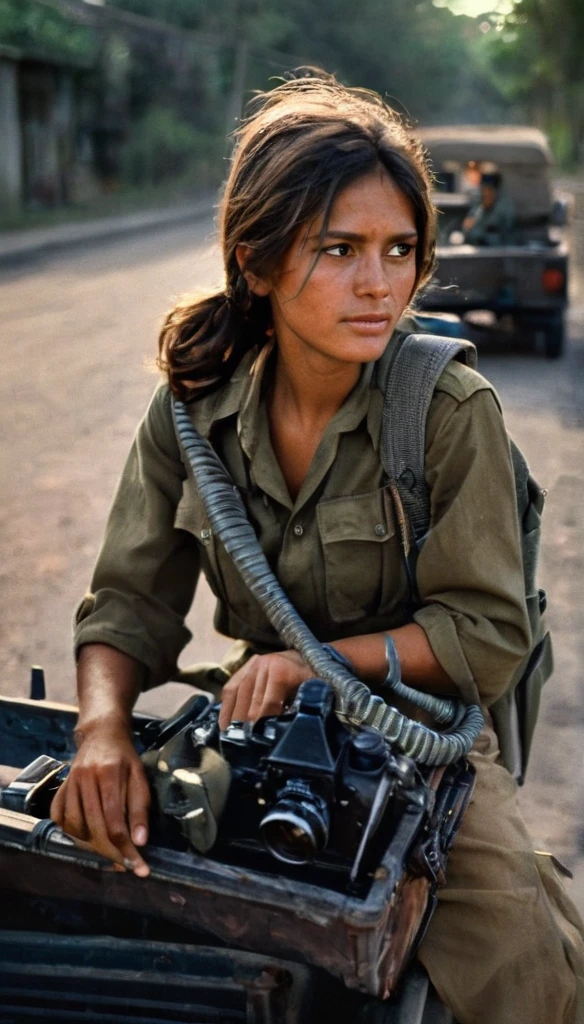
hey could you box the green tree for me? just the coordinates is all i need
[0,0,97,65]
[486,0,584,165]
[103,0,208,31]
[103,0,509,126]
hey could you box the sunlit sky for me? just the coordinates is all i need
[433,0,515,15]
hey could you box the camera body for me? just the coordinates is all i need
[0,686,475,1003]
[145,679,426,887]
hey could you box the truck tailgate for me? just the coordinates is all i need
[421,244,568,311]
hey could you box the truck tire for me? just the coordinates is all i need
[543,314,565,360]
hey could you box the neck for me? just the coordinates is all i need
[272,344,361,425]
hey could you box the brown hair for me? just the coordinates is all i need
[158,70,436,400]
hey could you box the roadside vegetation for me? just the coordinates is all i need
[0,0,581,229]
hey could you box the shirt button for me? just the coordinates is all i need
[374,523,386,537]
[293,524,304,537]
[201,528,212,542]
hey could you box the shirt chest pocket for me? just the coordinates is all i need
[316,487,397,624]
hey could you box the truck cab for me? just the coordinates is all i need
[416,125,570,358]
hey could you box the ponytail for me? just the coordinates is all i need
[157,287,271,402]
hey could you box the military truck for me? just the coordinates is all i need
[416,126,570,359]
[0,674,468,1023]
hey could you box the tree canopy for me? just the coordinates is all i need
[487,0,584,164]
[101,0,583,163]
[2,0,580,174]
[0,0,97,64]
[101,0,511,126]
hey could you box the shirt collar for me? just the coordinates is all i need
[237,344,383,458]
[193,334,398,452]
[187,347,259,439]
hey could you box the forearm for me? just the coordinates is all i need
[54,642,151,877]
[76,643,144,735]
[331,624,456,697]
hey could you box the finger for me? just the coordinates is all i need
[67,834,126,869]
[61,776,90,841]
[50,778,66,826]
[98,768,150,877]
[50,786,123,870]
[247,675,269,721]
[127,763,151,848]
[81,771,147,875]
[219,660,257,730]
[259,680,298,719]
[218,689,236,731]
[218,686,240,731]
[231,670,267,724]
[78,773,128,869]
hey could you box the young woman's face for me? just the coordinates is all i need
[255,168,419,369]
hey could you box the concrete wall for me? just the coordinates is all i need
[0,58,22,211]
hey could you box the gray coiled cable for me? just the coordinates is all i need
[173,400,483,765]
[382,635,465,728]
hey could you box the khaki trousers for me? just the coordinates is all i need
[417,725,584,1024]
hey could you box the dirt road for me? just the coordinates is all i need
[1,214,583,899]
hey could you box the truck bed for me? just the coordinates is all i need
[420,241,568,315]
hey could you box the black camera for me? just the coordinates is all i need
[144,679,427,888]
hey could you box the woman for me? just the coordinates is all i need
[51,73,584,1023]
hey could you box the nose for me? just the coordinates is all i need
[353,253,391,299]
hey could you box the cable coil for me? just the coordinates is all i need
[173,400,483,765]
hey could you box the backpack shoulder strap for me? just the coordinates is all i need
[379,333,552,783]
[379,333,477,544]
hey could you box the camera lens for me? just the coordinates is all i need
[259,782,330,865]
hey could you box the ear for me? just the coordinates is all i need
[235,243,272,297]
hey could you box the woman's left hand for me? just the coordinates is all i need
[218,651,313,731]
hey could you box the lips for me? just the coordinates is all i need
[343,314,391,334]
[344,314,389,323]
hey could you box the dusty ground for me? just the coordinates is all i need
[0,202,583,908]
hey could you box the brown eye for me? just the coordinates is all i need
[324,243,352,257]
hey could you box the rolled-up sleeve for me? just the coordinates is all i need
[413,385,531,707]
[74,385,200,688]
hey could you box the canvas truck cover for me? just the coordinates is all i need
[417,125,553,167]
[418,125,556,223]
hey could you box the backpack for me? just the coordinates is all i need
[378,332,553,783]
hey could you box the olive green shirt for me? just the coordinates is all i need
[74,339,531,708]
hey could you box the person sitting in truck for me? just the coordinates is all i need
[462,171,515,245]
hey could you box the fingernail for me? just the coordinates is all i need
[113,863,126,873]
[124,856,149,877]
[132,825,147,846]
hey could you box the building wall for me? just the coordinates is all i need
[0,58,22,211]
[20,64,61,206]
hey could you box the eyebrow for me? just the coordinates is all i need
[307,229,419,244]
